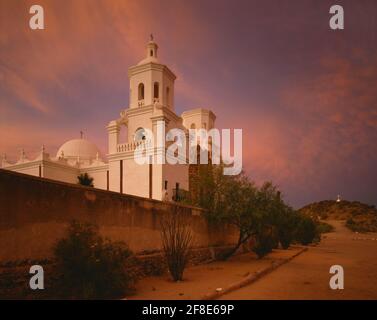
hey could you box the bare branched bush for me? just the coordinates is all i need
[160,208,193,281]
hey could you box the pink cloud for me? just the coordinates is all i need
[239,50,377,204]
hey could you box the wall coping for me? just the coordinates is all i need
[0,168,205,212]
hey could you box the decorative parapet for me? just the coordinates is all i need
[16,149,27,164]
[116,140,152,153]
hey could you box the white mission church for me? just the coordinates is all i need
[1,38,216,201]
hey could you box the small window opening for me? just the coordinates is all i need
[154,82,159,99]
[166,87,170,105]
[138,83,144,100]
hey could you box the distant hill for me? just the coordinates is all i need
[299,200,377,233]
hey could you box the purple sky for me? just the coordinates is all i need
[1,0,377,208]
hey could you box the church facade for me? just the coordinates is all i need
[1,39,216,201]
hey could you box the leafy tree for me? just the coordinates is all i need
[77,173,94,187]
[192,166,285,259]
[190,164,319,259]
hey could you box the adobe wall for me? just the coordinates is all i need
[0,169,237,262]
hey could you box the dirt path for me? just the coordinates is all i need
[127,220,377,300]
[220,220,377,299]
[127,247,303,300]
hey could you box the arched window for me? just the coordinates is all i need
[190,123,196,129]
[150,50,153,57]
[166,87,170,105]
[154,82,159,99]
[138,83,144,100]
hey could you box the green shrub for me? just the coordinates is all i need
[345,218,371,233]
[252,227,275,258]
[316,222,334,234]
[295,215,317,245]
[54,221,134,299]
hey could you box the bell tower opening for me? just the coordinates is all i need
[154,82,159,99]
[138,83,144,100]
[166,87,170,107]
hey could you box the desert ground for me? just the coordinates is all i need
[128,220,377,300]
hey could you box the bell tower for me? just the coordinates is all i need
[128,36,176,111]
[106,37,188,201]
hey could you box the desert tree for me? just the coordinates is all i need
[192,165,296,259]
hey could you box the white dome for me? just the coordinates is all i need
[56,138,101,160]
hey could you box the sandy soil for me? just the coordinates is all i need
[127,220,377,300]
[127,247,303,300]
[221,220,377,299]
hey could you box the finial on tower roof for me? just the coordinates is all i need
[80,130,84,139]
[150,33,154,41]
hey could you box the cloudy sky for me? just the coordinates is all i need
[0,0,376,208]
